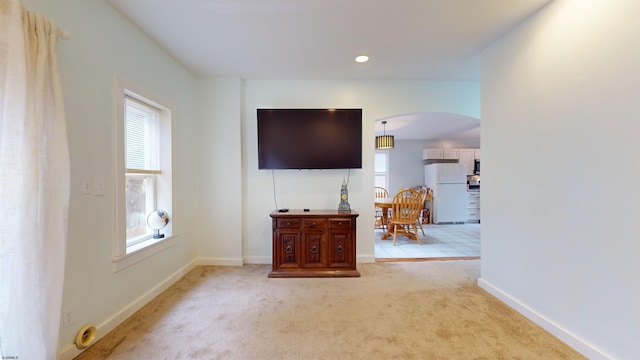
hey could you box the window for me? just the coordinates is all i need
[113,76,174,271]
[125,97,160,246]
[374,151,389,190]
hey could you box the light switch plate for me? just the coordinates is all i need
[94,176,105,196]
[81,177,93,195]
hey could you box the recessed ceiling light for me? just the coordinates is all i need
[355,55,369,63]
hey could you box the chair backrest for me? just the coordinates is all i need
[374,186,389,199]
[418,187,428,202]
[390,189,423,224]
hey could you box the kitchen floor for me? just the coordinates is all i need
[375,223,480,259]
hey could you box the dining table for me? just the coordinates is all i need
[374,192,433,241]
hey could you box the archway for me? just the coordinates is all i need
[373,112,481,260]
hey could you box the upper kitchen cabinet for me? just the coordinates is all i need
[443,149,459,159]
[423,148,460,160]
[423,148,444,159]
[459,149,476,174]
[427,148,480,174]
[424,147,477,161]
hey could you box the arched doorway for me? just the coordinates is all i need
[373,112,481,260]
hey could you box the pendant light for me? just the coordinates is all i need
[375,120,395,149]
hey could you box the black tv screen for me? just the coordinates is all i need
[257,108,362,170]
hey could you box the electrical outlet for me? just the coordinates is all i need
[63,310,74,328]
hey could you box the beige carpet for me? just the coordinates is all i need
[75,261,585,359]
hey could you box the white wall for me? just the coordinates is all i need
[479,1,640,359]
[235,80,480,264]
[21,1,200,358]
[197,78,243,265]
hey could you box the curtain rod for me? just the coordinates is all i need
[23,8,71,40]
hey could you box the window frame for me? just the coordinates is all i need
[124,95,161,246]
[112,76,175,272]
[374,150,389,191]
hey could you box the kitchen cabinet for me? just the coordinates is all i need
[466,191,480,223]
[458,148,481,174]
[423,148,444,159]
[423,148,460,160]
[459,149,476,174]
[443,148,459,159]
[424,148,479,163]
[269,210,360,278]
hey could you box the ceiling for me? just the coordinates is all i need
[106,0,550,139]
[377,112,480,141]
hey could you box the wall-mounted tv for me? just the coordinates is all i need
[257,108,362,170]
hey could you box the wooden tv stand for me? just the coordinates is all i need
[269,210,360,278]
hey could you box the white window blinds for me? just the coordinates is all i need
[125,96,160,173]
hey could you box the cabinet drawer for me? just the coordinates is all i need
[329,218,351,230]
[467,191,480,198]
[303,218,326,229]
[277,218,301,229]
[466,198,480,208]
[466,210,480,220]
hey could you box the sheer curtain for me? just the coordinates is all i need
[0,0,70,359]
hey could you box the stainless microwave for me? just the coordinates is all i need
[474,159,480,175]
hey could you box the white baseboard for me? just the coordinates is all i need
[357,254,376,263]
[58,259,199,360]
[477,277,610,360]
[198,257,244,266]
[242,256,271,264]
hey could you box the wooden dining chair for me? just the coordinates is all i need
[374,186,389,231]
[414,187,428,236]
[387,189,423,246]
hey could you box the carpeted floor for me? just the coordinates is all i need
[75,260,585,359]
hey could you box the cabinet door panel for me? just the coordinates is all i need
[459,149,475,174]
[301,230,326,269]
[275,230,300,269]
[423,148,444,159]
[443,148,460,159]
[328,231,351,268]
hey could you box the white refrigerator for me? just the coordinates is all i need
[424,163,467,224]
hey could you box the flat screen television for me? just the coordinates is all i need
[257,108,362,170]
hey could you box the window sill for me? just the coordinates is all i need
[112,235,177,272]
